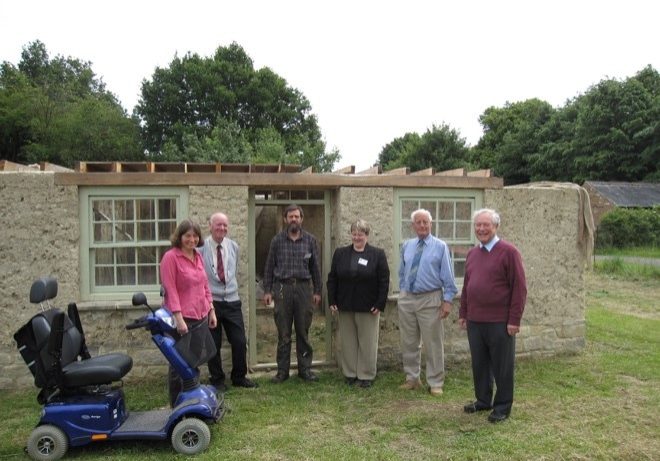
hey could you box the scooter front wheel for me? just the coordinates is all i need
[27,425,68,461]
[171,418,211,455]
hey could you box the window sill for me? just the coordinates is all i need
[75,300,159,312]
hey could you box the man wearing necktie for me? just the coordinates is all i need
[201,212,258,391]
[459,208,526,423]
[397,208,457,396]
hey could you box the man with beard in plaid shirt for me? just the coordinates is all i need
[263,204,322,384]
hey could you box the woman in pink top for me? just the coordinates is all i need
[160,219,217,405]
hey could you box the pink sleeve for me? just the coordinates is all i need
[205,280,213,314]
[203,262,213,310]
[160,250,182,313]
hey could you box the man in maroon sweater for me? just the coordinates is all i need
[459,208,527,423]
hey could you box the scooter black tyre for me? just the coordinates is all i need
[27,425,68,461]
[171,418,211,455]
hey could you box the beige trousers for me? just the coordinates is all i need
[397,290,445,388]
[337,311,380,380]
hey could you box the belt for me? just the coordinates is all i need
[278,278,310,285]
[403,289,441,296]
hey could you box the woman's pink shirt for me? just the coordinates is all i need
[160,247,212,319]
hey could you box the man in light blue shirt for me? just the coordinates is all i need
[397,208,458,396]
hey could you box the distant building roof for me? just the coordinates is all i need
[584,181,660,207]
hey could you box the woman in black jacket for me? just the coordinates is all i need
[327,219,390,388]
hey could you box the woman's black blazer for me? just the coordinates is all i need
[327,243,390,312]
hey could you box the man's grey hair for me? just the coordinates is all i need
[411,208,433,222]
[472,208,500,226]
[208,212,228,224]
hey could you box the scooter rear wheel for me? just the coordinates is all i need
[171,418,211,455]
[27,425,68,461]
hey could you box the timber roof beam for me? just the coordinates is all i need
[0,161,502,189]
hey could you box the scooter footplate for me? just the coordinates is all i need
[114,410,171,433]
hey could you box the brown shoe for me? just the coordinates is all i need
[428,386,443,396]
[399,379,422,390]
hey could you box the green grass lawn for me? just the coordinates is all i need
[596,246,660,259]
[595,258,660,281]
[2,271,658,460]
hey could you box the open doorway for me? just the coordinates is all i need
[247,190,333,370]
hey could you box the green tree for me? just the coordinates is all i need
[378,133,422,170]
[474,66,660,184]
[527,103,579,182]
[378,124,469,172]
[0,40,142,166]
[569,66,660,182]
[472,99,556,185]
[31,98,143,166]
[0,65,36,161]
[136,42,338,171]
[160,119,254,163]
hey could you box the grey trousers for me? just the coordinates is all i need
[273,280,313,374]
[337,310,380,380]
[467,321,516,415]
[397,290,446,388]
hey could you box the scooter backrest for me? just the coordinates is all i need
[15,309,81,389]
[29,277,58,304]
[34,312,82,385]
[57,314,84,367]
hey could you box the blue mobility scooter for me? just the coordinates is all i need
[14,276,225,460]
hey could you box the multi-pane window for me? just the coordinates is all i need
[80,187,188,300]
[395,190,482,288]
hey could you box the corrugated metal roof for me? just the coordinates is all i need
[585,181,660,207]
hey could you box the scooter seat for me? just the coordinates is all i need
[62,353,133,388]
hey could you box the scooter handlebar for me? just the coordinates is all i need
[125,317,149,330]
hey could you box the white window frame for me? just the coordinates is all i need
[79,186,189,301]
[393,188,483,291]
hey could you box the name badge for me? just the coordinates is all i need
[304,253,312,260]
[358,258,368,266]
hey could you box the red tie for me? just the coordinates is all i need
[217,244,225,283]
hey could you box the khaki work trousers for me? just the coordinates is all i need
[397,290,446,388]
[337,310,380,380]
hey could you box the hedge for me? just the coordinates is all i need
[596,206,660,248]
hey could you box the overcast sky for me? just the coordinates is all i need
[2,0,658,170]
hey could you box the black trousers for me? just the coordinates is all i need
[466,321,516,416]
[207,300,248,384]
[273,280,313,374]
[168,316,209,407]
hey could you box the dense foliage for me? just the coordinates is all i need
[2,41,658,180]
[1,41,339,171]
[380,66,660,185]
[596,207,660,248]
[135,43,339,171]
[470,99,556,184]
[0,41,142,167]
[378,124,471,172]
[527,66,660,185]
